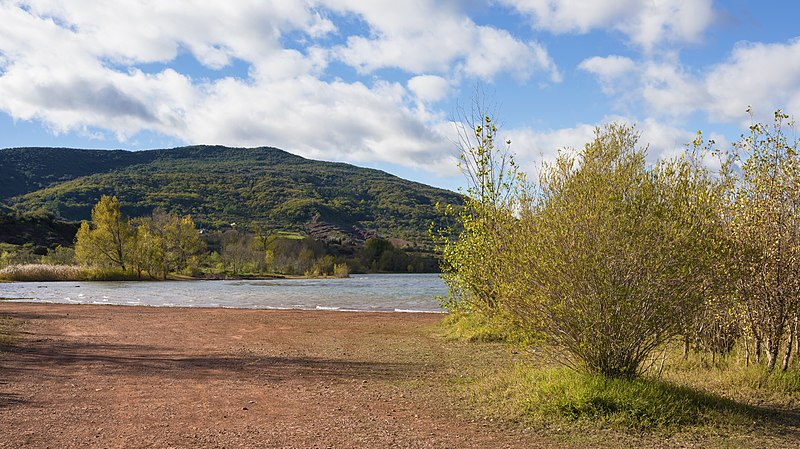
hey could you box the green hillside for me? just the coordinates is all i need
[1,145,462,242]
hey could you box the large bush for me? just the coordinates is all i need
[507,124,723,377]
[441,122,724,377]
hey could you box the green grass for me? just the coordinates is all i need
[441,312,800,436]
[440,310,532,344]
[663,351,800,405]
[474,364,754,430]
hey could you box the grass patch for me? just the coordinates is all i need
[484,365,754,429]
[663,352,800,405]
[442,314,769,430]
[440,310,517,343]
[273,231,306,240]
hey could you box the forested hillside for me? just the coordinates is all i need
[0,145,462,243]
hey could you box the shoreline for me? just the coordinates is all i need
[0,299,447,314]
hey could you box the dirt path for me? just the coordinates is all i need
[0,303,547,448]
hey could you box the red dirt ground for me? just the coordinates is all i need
[0,303,550,448]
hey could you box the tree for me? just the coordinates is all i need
[128,211,203,279]
[220,230,260,275]
[74,195,131,270]
[724,110,800,371]
[129,217,165,278]
[436,98,522,315]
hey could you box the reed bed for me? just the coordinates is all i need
[0,264,88,281]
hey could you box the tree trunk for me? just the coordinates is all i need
[783,316,797,371]
[744,334,750,367]
[766,336,780,371]
[683,335,690,360]
[755,336,763,364]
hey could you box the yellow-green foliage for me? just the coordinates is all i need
[82,268,140,281]
[512,125,723,377]
[721,110,800,371]
[130,211,205,279]
[440,310,523,344]
[75,195,130,270]
[441,121,724,378]
[75,196,204,279]
[333,262,350,278]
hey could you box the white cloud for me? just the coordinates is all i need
[499,116,699,177]
[502,0,714,52]
[703,38,800,123]
[578,55,635,94]
[323,0,559,81]
[579,38,800,126]
[408,75,451,103]
[579,55,635,79]
[640,59,708,117]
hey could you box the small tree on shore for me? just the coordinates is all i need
[75,195,131,271]
[437,97,522,316]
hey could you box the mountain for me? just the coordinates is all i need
[0,145,462,243]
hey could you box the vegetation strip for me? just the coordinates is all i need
[436,108,800,431]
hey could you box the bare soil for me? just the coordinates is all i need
[0,303,547,449]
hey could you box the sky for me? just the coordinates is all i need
[1,0,799,192]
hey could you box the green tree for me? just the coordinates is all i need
[436,103,521,315]
[129,217,165,278]
[724,110,800,371]
[221,230,260,275]
[40,245,76,266]
[131,211,205,279]
[74,195,131,270]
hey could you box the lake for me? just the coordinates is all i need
[0,273,448,313]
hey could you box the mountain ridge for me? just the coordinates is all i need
[0,145,462,243]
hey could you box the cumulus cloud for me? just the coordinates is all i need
[502,0,714,52]
[579,38,800,126]
[703,38,800,123]
[324,0,559,81]
[578,55,636,94]
[0,0,563,178]
[499,116,700,178]
[407,75,451,103]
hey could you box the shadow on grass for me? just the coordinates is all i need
[636,379,800,437]
[490,364,800,436]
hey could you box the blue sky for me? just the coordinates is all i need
[1,1,799,191]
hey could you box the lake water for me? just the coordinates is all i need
[0,273,448,313]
